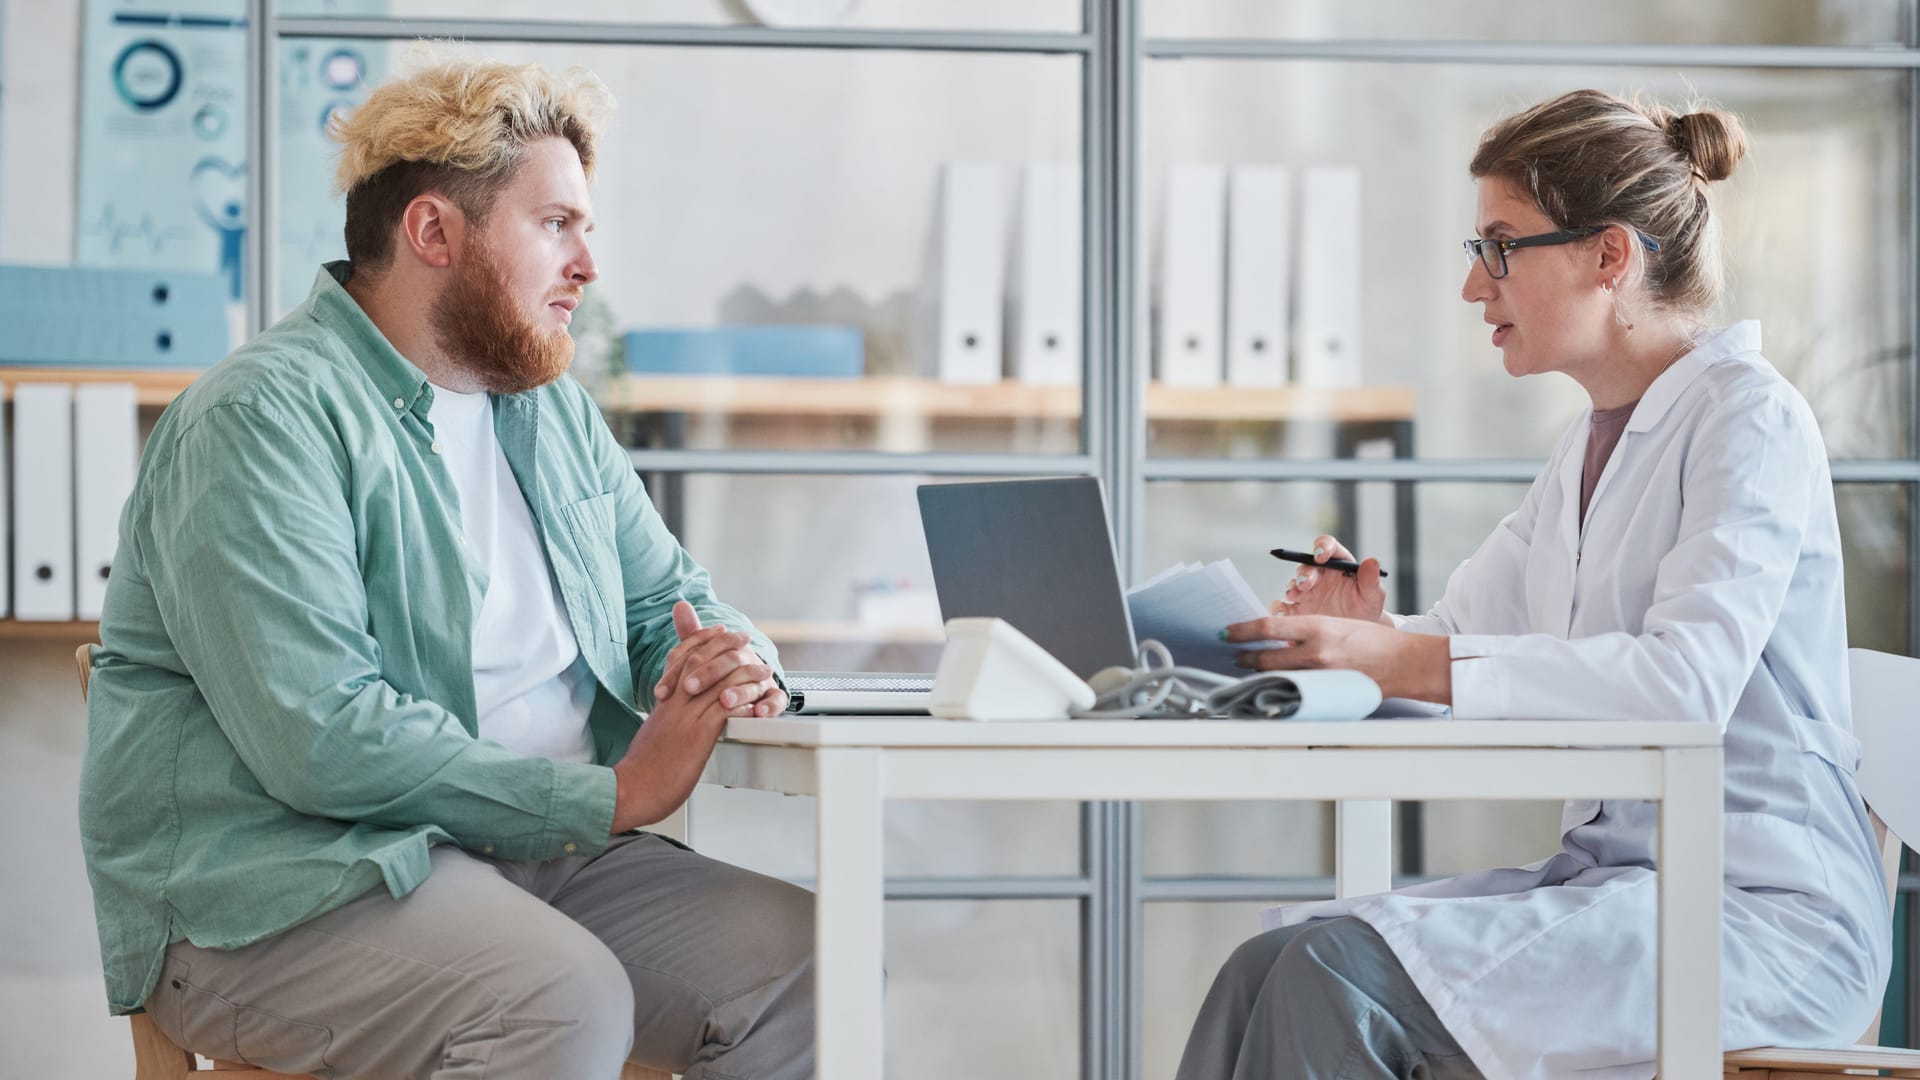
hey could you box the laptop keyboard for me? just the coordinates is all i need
[785,673,935,693]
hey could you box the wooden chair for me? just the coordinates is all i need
[1721,648,1920,1076]
[77,644,673,1080]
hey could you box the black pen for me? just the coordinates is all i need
[1270,547,1389,578]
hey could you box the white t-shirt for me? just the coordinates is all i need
[428,383,597,764]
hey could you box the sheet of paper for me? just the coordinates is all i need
[1130,560,1197,593]
[1128,558,1284,676]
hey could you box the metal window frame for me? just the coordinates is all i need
[248,0,1920,1070]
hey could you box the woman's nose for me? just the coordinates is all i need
[1462,259,1494,304]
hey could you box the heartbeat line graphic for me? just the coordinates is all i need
[81,205,199,257]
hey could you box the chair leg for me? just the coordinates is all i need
[130,1013,196,1079]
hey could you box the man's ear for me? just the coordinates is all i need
[398,194,460,270]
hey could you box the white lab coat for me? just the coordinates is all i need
[1266,322,1892,1080]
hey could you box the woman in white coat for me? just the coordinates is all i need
[1177,89,1892,1080]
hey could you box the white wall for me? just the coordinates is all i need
[0,0,79,264]
[2,17,117,1076]
[0,639,128,1075]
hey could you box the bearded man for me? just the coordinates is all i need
[78,54,813,1080]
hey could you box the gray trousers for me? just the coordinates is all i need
[1175,917,1482,1080]
[143,833,814,1080]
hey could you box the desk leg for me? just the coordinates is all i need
[1388,420,1426,880]
[817,748,885,1080]
[1335,800,1394,898]
[1657,747,1722,1077]
[653,801,690,845]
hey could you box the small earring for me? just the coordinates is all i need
[1601,280,1614,293]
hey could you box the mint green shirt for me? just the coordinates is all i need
[79,263,778,1014]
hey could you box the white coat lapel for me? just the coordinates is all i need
[1537,322,1758,639]
[1537,431,1586,636]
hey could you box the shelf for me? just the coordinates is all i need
[0,368,201,408]
[601,375,1417,423]
[0,619,99,641]
[0,369,1416,424]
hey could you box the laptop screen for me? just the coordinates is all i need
[916,477,1138,679]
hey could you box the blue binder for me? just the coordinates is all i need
[0,265,228,367]
[622,326,864,378]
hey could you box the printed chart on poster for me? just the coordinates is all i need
[77,0,387,317]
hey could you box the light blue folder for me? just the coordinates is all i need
[0,264,228,367]
[622,326,864,378]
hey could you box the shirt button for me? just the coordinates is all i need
[431,441,445,455]
[392,397,406,410]
[562,842,578,854]
[482,844,494,854]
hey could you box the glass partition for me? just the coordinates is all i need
[284,0,1083,33]
[1141,902,1279,1080]
[1144,0,1906,46]
[1839,483,1914,653]
[887,901,1081,1080]
[276,39,1087,453]
[1140,60,1913,460]
[661,472,953,670]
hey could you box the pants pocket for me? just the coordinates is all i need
[154,953,337,1076]
[154,956,242,1063]
[235,1005,335,1076]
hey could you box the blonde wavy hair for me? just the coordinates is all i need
[329,46,615,270]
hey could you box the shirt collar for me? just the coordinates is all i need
[307,261,435,417]
[1625,320,1761,433]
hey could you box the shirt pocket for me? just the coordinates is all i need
[559,492,626,644]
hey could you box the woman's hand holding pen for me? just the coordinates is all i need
[1275,534,1391,625]
[1243,535,1450,702]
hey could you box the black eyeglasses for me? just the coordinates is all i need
[1462,226,1662,280]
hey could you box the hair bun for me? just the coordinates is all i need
[1667,109,1749,183]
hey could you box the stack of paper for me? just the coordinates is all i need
[1127,559,1390,719]
[1127,559,1281,677]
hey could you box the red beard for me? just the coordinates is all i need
[430,237,577,395]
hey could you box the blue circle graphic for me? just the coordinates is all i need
[320,47,365,90]
[112,40,184,112]
[193,104,228,140]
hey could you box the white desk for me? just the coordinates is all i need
[705,716,1724,1079]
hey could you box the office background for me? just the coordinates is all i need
[0,1,1914,1077]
